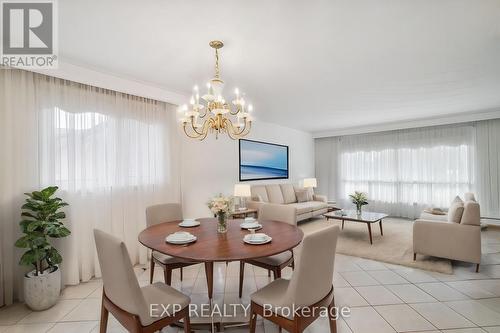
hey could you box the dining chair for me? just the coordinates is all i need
[146,203,197,285]
[94,229,191,333]
[239,204,297,298]
[249,225,340,333]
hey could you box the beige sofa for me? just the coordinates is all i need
[413,193,481,271]
[246,183,328,222]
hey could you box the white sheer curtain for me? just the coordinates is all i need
[0,68,181,305]
[316,125,476,219]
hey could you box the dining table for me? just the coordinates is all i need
[138,217,304,299]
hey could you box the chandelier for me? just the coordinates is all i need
[180,40,253,140]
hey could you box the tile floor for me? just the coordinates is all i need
[0,225,499,333]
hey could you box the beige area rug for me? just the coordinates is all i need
[299,217,453,274]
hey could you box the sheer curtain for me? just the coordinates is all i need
[317,125,475,219]
[0,68,181,305]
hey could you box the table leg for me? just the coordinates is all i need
[367,223,373,244]
[204,261,214,299]
[342,219,344,229]
[379,220,383,236]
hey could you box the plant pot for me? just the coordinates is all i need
[24,266,61,311]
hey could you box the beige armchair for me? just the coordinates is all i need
[145,203,198,285]
[413,193,481,272]
[94,229,191,333]
[249,225,340,333]
[239,204,297,298]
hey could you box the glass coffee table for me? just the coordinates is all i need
[324,210,388,244]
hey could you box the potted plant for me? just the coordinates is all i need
[15,186,71,310]
[349,191,368,215]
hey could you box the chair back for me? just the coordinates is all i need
[94,229,146,317]
[146,203,183,227]
[286,225,340,306]
[259,204,297,225]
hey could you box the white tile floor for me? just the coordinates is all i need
[0,225,499,333]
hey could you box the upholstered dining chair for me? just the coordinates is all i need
[146,203,197,285]
[94,229,191,333]
[249,225,340,333]
[239,204,297,298]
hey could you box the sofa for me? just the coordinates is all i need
[246,183,328,222]
[413,193,481,271]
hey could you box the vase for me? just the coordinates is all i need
[217,212,228,233]
[356,206,362,215]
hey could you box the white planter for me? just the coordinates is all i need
[24,266,61,311]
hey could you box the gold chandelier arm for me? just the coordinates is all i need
[183,122,203,139]
[224,117,251,140]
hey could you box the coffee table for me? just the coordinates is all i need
[324,210,388,244]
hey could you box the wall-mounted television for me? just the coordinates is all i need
[239,139,289,181]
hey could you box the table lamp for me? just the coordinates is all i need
[234,184,251,210]
[303,178,317,188]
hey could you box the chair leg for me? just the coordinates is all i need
[249,304,257,333]
[149,258,155,284]
[164,267,172,285]
[180,267,184,281]
[413,253,416,261]
[273,268,281,280]
[239,261,245,298]
[99,297,109,333]
[328,297,337,333]
[476,264,480,273]
[184,313,191,333]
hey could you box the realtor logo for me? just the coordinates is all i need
[1,0,58,68]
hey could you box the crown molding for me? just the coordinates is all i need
[27,59,188,105]
[312,108,500,138]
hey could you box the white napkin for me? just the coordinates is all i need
[168,231,194,240]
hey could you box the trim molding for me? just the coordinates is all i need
[27,60,188,106]
[312,108,500,138]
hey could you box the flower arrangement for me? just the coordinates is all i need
[207,194,234,233]
[349,191,368,214]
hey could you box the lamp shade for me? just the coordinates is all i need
[303,178,317,188]
[234,184,251,197]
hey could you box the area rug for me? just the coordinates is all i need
[298,217,453,274]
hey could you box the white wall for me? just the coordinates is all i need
[180,122,315,218]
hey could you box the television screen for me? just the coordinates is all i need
[239,139,289,181]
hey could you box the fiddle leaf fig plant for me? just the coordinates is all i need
[15,186,70,276]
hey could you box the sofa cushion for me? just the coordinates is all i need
[419,212,448,222]
[266,184,285,204]
[448,197,464,223]
[461,201,480,226]
[295,189,309,203]
[251,185,269,203]
[280,184,297,204]
[289,201,327,214]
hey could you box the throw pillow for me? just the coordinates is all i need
[295,190,309,203]
[448,199,465,223]
[251,195,263,202]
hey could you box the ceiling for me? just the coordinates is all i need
[60,0,500,133]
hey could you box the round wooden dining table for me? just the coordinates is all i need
[138,217,304,299]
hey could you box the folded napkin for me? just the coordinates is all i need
[168,232,194,240]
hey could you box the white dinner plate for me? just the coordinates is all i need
[165,235,197,245]
[243,235,272,245]
[179,220,201,227]
[240,222,262,230]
